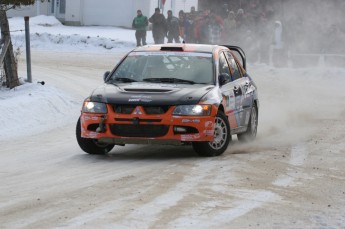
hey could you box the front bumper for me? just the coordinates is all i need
[80,104,217,145]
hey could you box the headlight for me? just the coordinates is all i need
[82,101,107,113]
[173,105,211,116]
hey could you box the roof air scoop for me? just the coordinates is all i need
[160,46,184,51]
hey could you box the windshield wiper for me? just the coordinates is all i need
[143,77,195,84]
[113,77,138,83]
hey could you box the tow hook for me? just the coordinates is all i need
[96,115,107,133]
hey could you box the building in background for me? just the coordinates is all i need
[7,0,198,27]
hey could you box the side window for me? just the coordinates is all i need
[225,51,242,81]
[218,52,231,83]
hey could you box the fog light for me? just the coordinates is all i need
[174,126,187,133]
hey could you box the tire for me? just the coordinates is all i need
[237,103,258,142]
[76,118,115,155]
[192,111,231,157]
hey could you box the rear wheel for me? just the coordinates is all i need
[76,118,115,154]
[237,104,258,142]
[192,111,231,157]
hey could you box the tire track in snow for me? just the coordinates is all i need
[272,144,310,187]
[166,145,309,227]
[166,189,279,228]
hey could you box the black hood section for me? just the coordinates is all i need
[90,82,215,105]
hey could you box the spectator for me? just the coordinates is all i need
[209,9,224,27]
[199,13,211,44]
[186,6,198,43]
[272,21,287,67]
[189,6,198,19]
[236,8,246,33]
[257,12,270,64]
[235,8,247,46]
[208,15,223,45]
[220,3,229,19]
[132,9,148,46]
[178,10,191,43]
[223,11,237,44]
[166,10,180,43]
[191,10,208,43]
[149,8,167,44]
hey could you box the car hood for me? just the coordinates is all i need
[89,82,216,105]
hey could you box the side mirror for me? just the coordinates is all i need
[218,73,230,86]
[103,71,110,82]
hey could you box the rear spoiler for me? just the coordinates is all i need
[221,45,247,71]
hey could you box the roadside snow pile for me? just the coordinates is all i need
[12,32,134,51]
[30,15,63,27]
[0,83,80,141]
[9,15,137,52]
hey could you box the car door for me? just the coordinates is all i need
[218,52,241,130]
[225,51,253,128]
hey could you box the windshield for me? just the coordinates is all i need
[109,51,214,84]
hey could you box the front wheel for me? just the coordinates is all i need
[192,111,231,157]
[76,118,115,155]
[237,104,258,142]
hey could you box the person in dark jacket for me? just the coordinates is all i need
[166,10,180,43]
[178,10,191,43]
[132,10,148,46]
[149,8,167,44]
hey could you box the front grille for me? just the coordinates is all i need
[143,106,170,114]
[110,124,169,137]
[115,118,161,123]
[114,105,136,114]
[113,105,170,114]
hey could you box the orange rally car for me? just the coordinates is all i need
[76,44,259,157]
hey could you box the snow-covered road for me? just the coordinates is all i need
[1,50,344,228]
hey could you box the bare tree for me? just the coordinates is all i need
[1,0,35,88]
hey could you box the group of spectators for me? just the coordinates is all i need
[132,3,345,67]
[132,6,237,46]
[132,5,283,64]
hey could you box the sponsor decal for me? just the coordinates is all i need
[82,116,99,121]
[204,130,214,135]
[129,98,140,102]
[181,134,201,141]
[129,95,153,103]
[205,121,213,128]
[181,119,200,123]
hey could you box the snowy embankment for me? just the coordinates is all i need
[10,15,138,52]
